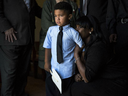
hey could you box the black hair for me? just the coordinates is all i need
[76,15,103,45]
[54,2,72,14]
[76,15,102,39]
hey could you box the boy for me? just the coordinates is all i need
[43,2,83,96]
[38,0,79,80]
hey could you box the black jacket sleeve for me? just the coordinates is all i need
[35,0,42,19]
[0,0,12,32]
[106,0,118,34]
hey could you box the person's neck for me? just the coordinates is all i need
[84,36,91,44]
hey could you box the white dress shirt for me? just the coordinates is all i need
[24,0,30,11]
[83,0,87,15]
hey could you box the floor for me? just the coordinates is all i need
[25,76,46,96]
[25,65,46,96]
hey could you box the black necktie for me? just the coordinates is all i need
[57,26,63,63]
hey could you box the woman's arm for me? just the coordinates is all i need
[44,48,51,72]
[75,58,89,83]
[74,44,89,83]
[75,42,109,83]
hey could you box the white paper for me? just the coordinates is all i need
[50,69,62,94]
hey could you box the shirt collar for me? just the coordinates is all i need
[57,24,70,32]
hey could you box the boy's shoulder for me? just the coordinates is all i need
[68,26,78,33]
[47,25,58,32]
[48,25,78,33]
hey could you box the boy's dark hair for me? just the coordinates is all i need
[54,2,72,14]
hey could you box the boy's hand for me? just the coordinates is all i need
[5,28,17,42]
[44,62,51,72]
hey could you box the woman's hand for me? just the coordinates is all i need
[74,73,83,82]
[74,44,85,59]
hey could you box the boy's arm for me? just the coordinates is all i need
[44,48,51,72]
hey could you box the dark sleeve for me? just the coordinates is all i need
[41,0,56,36]
[73,1,79,20]
[70,1,79,28]
[106,0,118,34]
[85,42,109,81]
[35,0,42,19]
[0,0,12,32]
[79,0,84,17]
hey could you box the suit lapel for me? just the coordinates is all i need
[21,0,29,12]
[22,0,35,12]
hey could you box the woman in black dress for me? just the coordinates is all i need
[71,16,128,96]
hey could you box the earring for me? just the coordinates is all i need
[89,32,91,34]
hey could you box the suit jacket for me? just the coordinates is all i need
[80,0,108,23]
[0,0,42,45]
[106,0,128,34]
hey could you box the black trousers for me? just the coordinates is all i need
[115,23,128,69]
[0,45,32,96]
[71,78,128,96]
[45,71,74,96]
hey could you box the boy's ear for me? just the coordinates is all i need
[68,14,72,20]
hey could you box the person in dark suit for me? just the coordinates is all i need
[71,16,128,96]
[0,0,42,96]
[79,0,109,44]
[106,0,128,69]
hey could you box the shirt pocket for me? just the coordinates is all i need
[63,37,75,52]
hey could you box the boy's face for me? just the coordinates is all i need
[54,9,72,27]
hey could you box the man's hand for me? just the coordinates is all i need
[109,34,117,43]
[75,73,82,82]
[44,62,51,72]
[5,28,17,42]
